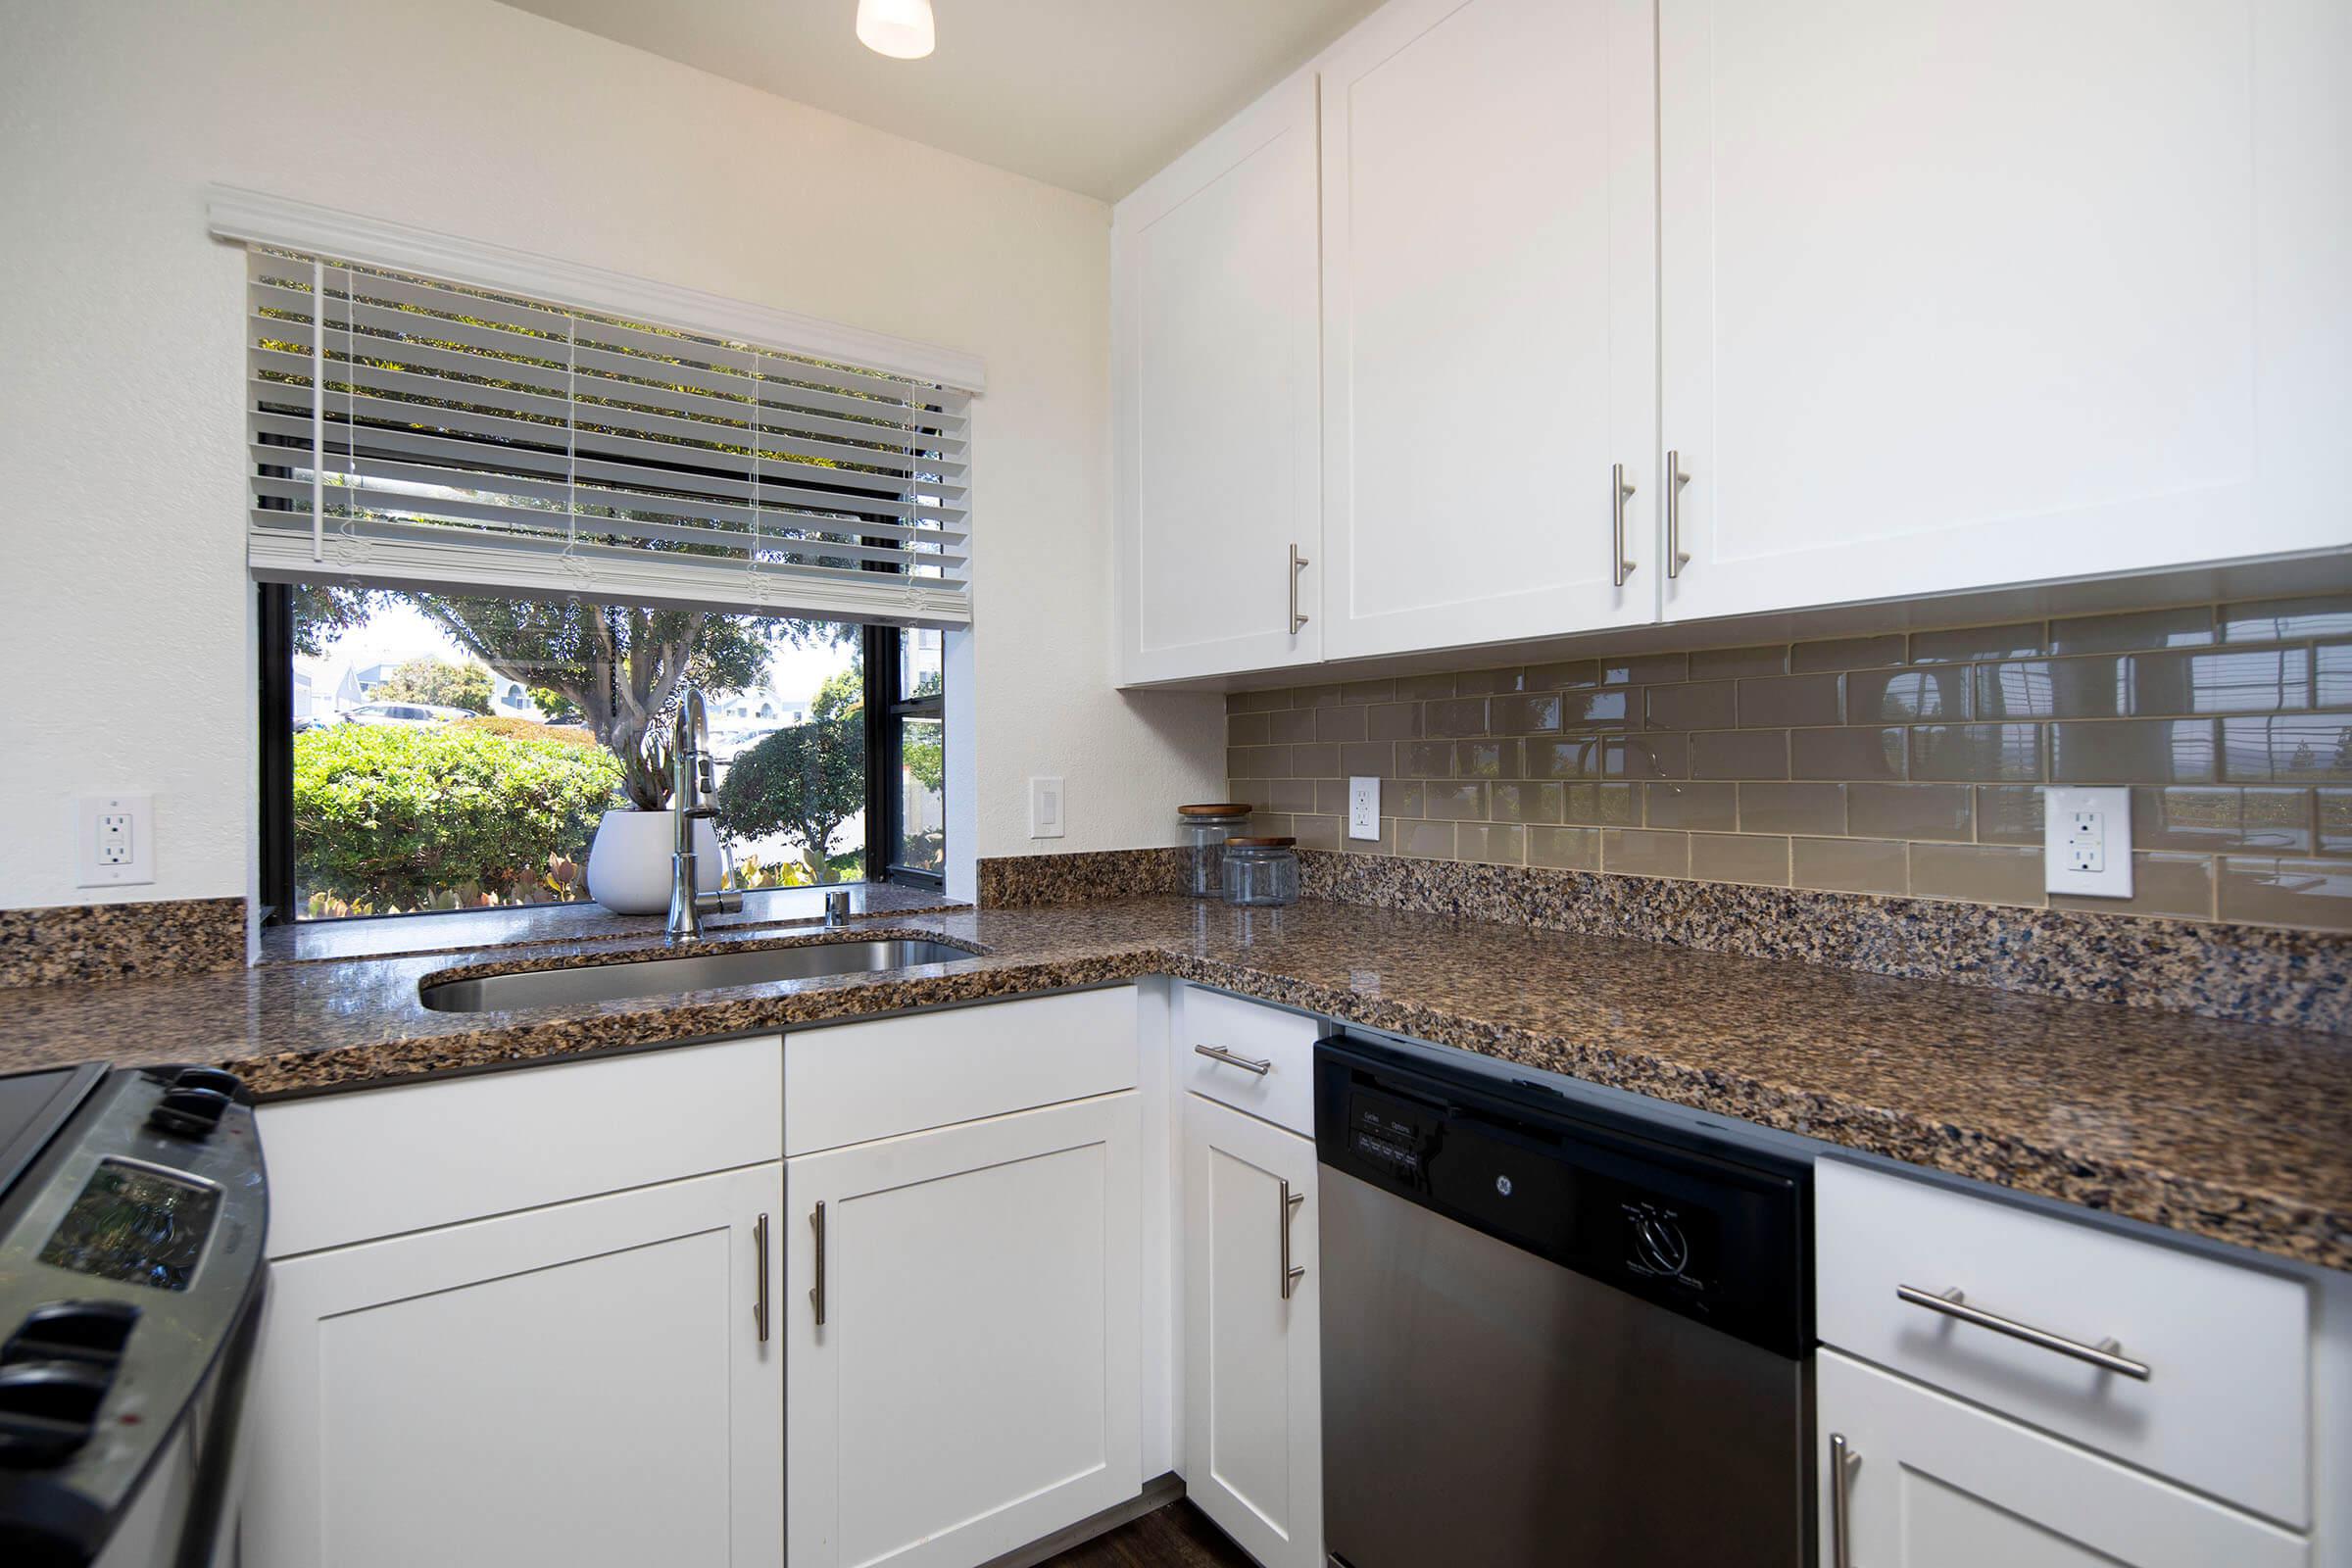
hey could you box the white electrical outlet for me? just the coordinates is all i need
[1029,776,1065,839]
[2043,786,2132,897]
[77,793,155,887]
[1348,776,1382,840]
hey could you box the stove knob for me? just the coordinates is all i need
[0,1361,112,1466]
[148,1085,232,1139]
[3,1300,139,1368]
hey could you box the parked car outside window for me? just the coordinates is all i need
[339,702,468,727]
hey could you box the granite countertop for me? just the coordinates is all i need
[4,896,2347,1271]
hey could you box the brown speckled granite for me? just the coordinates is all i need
[977,848,1189,906]
[0,898,245,988]
[262,881,963,963]
[1296,850,2352,1034]
[1,897,2347,1271]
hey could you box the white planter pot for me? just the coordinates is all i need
[585,808,720,915]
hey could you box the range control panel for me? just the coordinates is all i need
[1316,1039,1810,1356]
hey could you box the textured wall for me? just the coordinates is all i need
[1227,595,2352,930]
[0,0,1223,914]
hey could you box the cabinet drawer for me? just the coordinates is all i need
[1816,1158,2311,1527]
[1176,986,1320,1136]
[784,987,1137,1154]
[260,1036,783,1258]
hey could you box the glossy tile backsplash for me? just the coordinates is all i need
[1225,594,2352,930]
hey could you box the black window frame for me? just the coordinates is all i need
[860,623,947,889]
[257,586,947,924]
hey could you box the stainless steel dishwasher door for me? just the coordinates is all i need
[1319,1164,1810,1568]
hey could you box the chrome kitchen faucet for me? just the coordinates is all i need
[665,688,744,942]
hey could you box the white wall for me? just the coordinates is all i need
[0,0,1222,913]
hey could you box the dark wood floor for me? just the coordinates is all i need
[1036,1501,1257,1568]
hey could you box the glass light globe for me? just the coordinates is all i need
[857,0,936,59]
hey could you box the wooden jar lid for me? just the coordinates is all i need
[1178,803,1252,816]
[1225,836,1297,848]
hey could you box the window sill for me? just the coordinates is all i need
[258,881,966,966]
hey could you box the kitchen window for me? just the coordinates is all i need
[260,587,945,919]
[228,196,977,921]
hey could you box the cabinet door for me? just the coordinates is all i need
[1817,1350,2306,1568]
[1113,73,1322,684]
[1181,1094,1321,1568]
[244,1164,783,1568]
[786,1094,1142,1568]
[1319,0,1659,661]
[1659,0,2352,623]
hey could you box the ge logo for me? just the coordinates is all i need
[1495,1175,1513,1198]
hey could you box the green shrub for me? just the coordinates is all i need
[452,714,599,747]
[294,723,622,912]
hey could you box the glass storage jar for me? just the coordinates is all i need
[1221,837,1299,906]
[1178,804,1252,900]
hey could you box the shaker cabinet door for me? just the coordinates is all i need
[785,1094,1143,1568]
[1658,0,2352,623]
[1319,0,1660,660]
[244,1164,784,1568]
[1114,73,1324,684]
[1180,1093,1322,1568]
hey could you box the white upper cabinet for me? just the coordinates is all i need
[1319,0,1659,660]
[1657,0,2352,623]
[1114,74,1324,684]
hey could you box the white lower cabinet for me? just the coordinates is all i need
[1818,1350,2306,1568]
[785,1093,1143,1568]
[1181,1092,1322,1568]
[244,1162,784,1568]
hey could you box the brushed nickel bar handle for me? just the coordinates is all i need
[1665,450,1690,578]
[753,1212,770,1344]
[1829,1432,1859,1568]
[1290,543,1311,634]
[1610,463,1638,587]
[1195,1043,1271,1076]
[809,1201,827,1328]
[1279,1181,1306,1300]
[1895,1284,2150,1381]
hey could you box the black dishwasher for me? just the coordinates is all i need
[1315,1036,1813,1568]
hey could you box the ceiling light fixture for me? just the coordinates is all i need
[857,0,936,59]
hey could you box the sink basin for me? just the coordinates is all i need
[418,938,976,1012]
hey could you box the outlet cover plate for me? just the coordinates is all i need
[76,793,155,888]
[1348,776,1381,840]
[2043,786,2132,897]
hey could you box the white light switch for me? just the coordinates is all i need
[1348,776,1381,840]
[2043,786,2132,897]
[77,793,155,887]
[1029,776,1065,839]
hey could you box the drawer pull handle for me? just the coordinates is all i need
[1279,1181,1306,1300]
[753,1211,770,1344]
[1195,1044,1272,1076]
[1895,1284,2150,1381]
[1829,1432,1859,1568]
[809,1201,827,1328]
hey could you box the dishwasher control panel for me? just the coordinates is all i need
[1316,1037,1810,1356]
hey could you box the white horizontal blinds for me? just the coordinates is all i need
[244,247,973,624]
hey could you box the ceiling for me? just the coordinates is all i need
[496,0,1384,202]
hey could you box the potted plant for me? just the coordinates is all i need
[584,728,722,914]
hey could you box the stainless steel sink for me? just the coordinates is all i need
[418,938,976,1012]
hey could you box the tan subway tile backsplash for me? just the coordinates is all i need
[1225,592,2352,930]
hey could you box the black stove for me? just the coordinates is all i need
[0,1060,268,1568]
